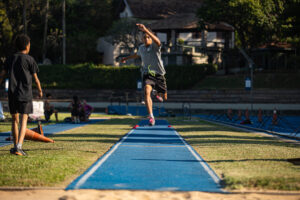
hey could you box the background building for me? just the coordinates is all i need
[97,0,234,66]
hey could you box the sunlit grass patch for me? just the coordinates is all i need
[0,116,140,187]
[169,118,300,190]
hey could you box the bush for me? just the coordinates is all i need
[38,63,216,90]
[287,55,300,71]
[165,64,210,89]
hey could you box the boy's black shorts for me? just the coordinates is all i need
[143,74,167,94]
[8,97,33,114]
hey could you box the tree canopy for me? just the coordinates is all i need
[197,0,299,49]
[0,0,114,64]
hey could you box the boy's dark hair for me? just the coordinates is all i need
[15,34,30,51]
[46,93,52,98]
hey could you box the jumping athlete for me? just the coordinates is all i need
[121,24,167,126]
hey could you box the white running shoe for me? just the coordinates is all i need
[148,117,155,126]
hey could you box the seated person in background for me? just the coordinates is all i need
[44,93,58,122]
[80,100,94,121]
[69,95,81,123]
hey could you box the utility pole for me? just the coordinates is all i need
[62,0,66,64]
[23,0,27,34]
[238,48,254,111]
[42,0,49,62]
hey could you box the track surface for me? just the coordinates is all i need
[67,120,222,192]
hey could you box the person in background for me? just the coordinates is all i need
[69,95,81,123]
[80,100,94,122]
[44,93,58,122]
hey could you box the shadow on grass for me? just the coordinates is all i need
[51,139,121,143]
[169,121,298,147]
[131,158,289,163]
[184,136,296,147]
[184,134,266,140]
[174,126,245,133]
[51,134,124,138]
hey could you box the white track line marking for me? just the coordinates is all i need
[173,130,221,185]
[73,129,134,189]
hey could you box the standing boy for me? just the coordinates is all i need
[121,24,167,126]
[0,34,43,156]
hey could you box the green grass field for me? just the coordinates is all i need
[0,116,299,190]
[169,118,300,190]
[0,115,140,187]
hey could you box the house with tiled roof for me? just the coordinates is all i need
[97,0,235,66]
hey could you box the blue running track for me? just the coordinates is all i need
[66,120,222,192]
[0,119,104,147]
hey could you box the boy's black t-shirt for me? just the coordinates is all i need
[4,53,39,101]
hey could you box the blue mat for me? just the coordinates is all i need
[66,120,222,192]
[0,119,104,147]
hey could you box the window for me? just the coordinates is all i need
[192,32,201,39]
[216,32,223,39]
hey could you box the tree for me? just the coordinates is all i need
[197,0,286,48]
[0,2,13,60]
[280,0,300,52]
[0,1,24,59]
[105,18,142,53]
[65,0,114,63]
[0,0,114,64]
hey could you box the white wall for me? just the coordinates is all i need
[97,37,120,66]
[178,32,225,43]
[157,32,167,43]
[178,33,193,41]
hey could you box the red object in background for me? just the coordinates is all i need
[258,108,263,123]
[272,109,278,125]
[238,110,242,120]
[168,125,172,128]
[133,125,139,129]
[227,108,232,120]
[245,109,250,120]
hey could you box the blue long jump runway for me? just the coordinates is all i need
[66,120,222,192]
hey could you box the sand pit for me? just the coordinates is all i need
[0,189,299,200]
